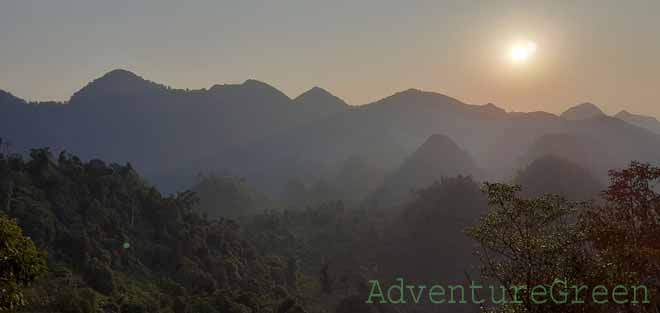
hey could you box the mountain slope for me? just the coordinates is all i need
[0,149,303,313]
[1,70,350,192]
[521,116,660,182]
[293,86,349,117]
[615,110,660,135]
[365,134,481,208]
[515,155,603,200]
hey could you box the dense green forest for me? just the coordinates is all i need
[1,148,659,313]
[0,149,313,313]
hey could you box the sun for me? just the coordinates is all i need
[510,40,537,64]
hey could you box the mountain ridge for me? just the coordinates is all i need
[3,69,660,196]
[4,69,659,122]
[615,110,660,135]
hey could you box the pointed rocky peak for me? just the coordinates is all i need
[294,86,349,110]
[560,102,606,120]
[368,133,480,207]
[295,86,333,101]
[411,134,467,162]
[399,134,479,173]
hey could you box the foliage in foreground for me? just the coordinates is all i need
[0,213,47,311]
[468,161,660,313]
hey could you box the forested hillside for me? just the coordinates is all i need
[0,149,313,313]
[2,146,659,313]
[0,147,491,313]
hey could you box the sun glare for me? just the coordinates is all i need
[510,40,537,64]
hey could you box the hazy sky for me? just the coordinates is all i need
[1,0,659,116]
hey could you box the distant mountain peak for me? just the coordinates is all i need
[413,134,466,160]
[295,86,347,104]
[615,110,660,135]
[293,86,349,114]
[237,79,291,101]
[392,88,426,98]
[71,69,165,102]
[560,102,606,120]
[242,79,272,88]
[615,110,659,122]
[477,102,507,115]
[297,86,332,99]
[367,133,480,207]
[384,88,462,105]
[101,68,142,81]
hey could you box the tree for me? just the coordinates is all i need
[580,161,660,311]
[466,183,590,313]
[0,213,48,311]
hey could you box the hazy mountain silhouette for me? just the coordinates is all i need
[71,69,168,101]
[521,116,660,182]
[216,88,510,185]
[615,110,660,135]
[3,69,660,197]
[515,155,603,201]
[365,134,481,208]
[0,69,347,191]
[293,86,350,117]
[240,93,660,196]
[560,102,606,120]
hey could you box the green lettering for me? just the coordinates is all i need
[510,285,527,304]
[571,284,588,304]
[631,285,650,304]
[448,285,467,304]
[611,285,628,304]
[530,285,548,304]
[429,285,446,304]
[407,285,426,304]
[550,279,568,304]
[591,285,608,304]
[387,278,407,304]
[366,280,387,304]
